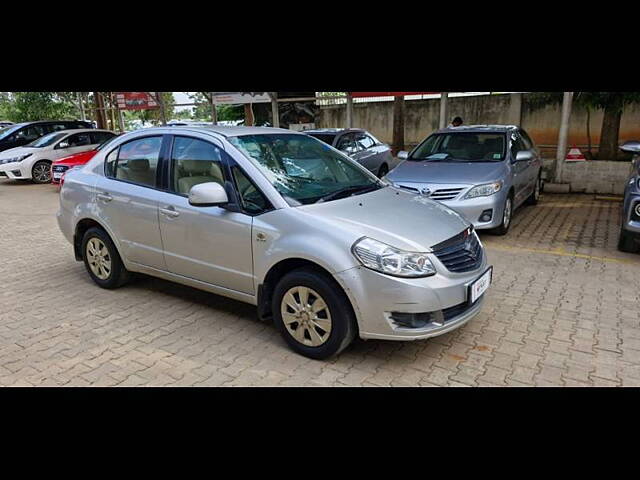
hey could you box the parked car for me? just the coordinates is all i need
[0,121,14,128]
[386,125,543,235]
[57,126,492,359]
[51,132,120,186]
[304,128,395,178]
[618,141,640,253]
[0,129,115,183]
[0,120,94,153]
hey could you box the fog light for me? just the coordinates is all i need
[634,203,640,219]
[11,170,21,177]
[479,209,493,223]
[390,312,434,329]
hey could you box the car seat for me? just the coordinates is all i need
[177,160,224,194]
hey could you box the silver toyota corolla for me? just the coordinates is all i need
[387,125,543,235]
[57,126,492,359]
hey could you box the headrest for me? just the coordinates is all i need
[128,159,150,171]
[181,160,213,175]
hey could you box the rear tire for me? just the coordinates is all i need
[272,268,357,360]
[490,194,513,236]
[81,227,130,289]
[618,229,640,253]
[31,160,52,184]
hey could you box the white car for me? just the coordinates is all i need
[0,129,115,183]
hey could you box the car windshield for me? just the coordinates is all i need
[28,132,67,148]
[411,132,507,162]
[229,133,381,206]
[306,133,336,146]
[0,124,20,141]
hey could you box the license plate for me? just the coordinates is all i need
[469,267,492,304]
[53,172,63,179]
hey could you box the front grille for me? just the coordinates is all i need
[397,184,464,201]
[432,228,483,273]
[52,165,70,173]
[429,188,464,201]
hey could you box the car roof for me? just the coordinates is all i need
[303,128,365,135]
[142,125,300,138]
[51,128,111,135]
[434,125,518,134]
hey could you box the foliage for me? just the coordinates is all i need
[574,92,640,112]
[1,92,79,122]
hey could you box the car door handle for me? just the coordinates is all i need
[160,206,180,218]
[97,192,112,202]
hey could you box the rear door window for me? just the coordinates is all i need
[106,136,162,188]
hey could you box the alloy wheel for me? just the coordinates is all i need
[33,163,51,183]
[86,238,112,280]
[503,198,512,229]
[280,286,332,347]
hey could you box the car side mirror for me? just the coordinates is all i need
[189,182,229,207]
[398,151,409,160]
[58,141,70,149]
[515,150,534,162]
[620,141,640,154]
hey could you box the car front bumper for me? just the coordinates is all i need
[623,193,640,235]
[0,163,26,179]
[334,256,490,341]
[391,182,508,230]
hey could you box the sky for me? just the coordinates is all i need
[173,92,194,111]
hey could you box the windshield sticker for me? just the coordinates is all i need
[493,153,501,159]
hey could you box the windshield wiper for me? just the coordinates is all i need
[315,184,380,203]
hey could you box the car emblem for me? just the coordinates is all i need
[421,187,432,196]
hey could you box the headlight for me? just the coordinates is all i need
[352,237,436,278]
[464,181,503,200]
[0,153,32,165]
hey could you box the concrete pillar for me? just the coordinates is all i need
[77,92,86,121]
[554,92,574,184]
[439,92,449,129]
[210,92,218,125]
[508,93,522,126]
[270,92,279,128]
[346,93,353,128]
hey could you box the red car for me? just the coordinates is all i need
[51,134,120,187]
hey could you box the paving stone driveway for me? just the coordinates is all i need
[1,180,639,386]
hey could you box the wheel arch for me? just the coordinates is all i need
[257,258,356,326]
[73,217,121,262]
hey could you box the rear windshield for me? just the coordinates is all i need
[306,133,336,146]
[411,132,507,162]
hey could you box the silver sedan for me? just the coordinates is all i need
[303,128,396,178]
[57,126,490,359]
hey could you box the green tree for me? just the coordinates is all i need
[3,92,78,122]
[575,92,640,160]
[525,92,640,160]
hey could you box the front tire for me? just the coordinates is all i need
[377,163,389,178]
[618,229,640,253]
[31,160,52,184]
[272,268,357,360]
[491,194,513,236]
[81,227,130,289]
